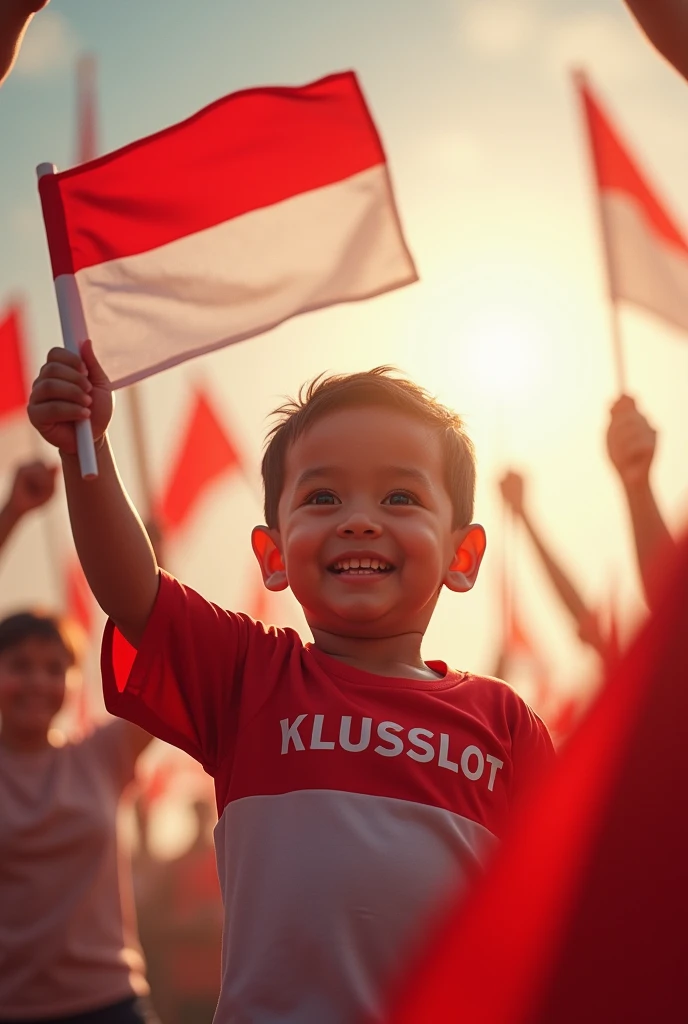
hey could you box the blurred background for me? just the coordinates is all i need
[1,0,687,1016]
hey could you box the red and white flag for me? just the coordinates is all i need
[0,303,34,473]
[577,73,688,334]
[157,386,242,533]
[388,533,688,1024]
[38,72,417,388]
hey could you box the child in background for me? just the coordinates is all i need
[28,344,555,1024]
[0,461,156,1024]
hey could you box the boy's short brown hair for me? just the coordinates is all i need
[261,367,476,530]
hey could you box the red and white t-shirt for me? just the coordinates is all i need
[103,572,554,1024]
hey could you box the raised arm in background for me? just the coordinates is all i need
[0,460,57,557]
[607,395,674,611]
[499,471,607,657]
[623,0,688,81]
[28,342,159,647]
[0,0,50,86]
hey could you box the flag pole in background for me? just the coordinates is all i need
[573,70,627,395]
[76,54,98,166]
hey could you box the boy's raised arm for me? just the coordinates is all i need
[28,342,159,647]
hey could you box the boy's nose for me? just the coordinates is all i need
[336,512,382,538]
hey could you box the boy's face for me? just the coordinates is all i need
[256,406,484,639]
[0,636,69,744]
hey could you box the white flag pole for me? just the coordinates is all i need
[36,163,98,480]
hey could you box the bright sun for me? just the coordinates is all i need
[461,308,546,401]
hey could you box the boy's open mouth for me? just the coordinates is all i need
[329,558,394,576]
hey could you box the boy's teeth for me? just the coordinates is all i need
[333,558,391,572]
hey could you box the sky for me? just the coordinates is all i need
[1,0,688,795]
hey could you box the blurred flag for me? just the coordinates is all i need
[0,303,34,473]
[76,55,97,164]
[157,386,242,533]
[498,603,580,747]
[65,557,94,636]
[498,606,550,708]
[388,533,688,1024]
[38,71,417,388]
[577,73,688,334]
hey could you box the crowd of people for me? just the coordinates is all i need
[1,1,687,1023]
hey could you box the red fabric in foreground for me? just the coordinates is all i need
[0,304,29,418]
[39,71,386,278]
[158,387,241,532]
[578,75,688,254]
[388,532,688,1024]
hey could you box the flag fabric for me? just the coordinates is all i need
[0,303,34,473]
[38,71,417,389]
[577,73,688,334]
[388,532,688,1024]
[157,386,242,533]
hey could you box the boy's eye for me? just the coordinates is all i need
[384,491,418,506]
[305,491,340,506]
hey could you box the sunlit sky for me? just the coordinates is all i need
[2,0,688,761]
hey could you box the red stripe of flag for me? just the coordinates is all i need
[388,533,688,1024]
[0,304,29,419]
[157,386,242,533]
[578,75,688,254]
[39,71,386,278]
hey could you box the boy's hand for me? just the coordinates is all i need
[607,395,656,490]
[6,461,58,516]
[499,471,526,516]
[28,341,113,456]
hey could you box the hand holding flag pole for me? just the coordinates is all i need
[36,163,98,480]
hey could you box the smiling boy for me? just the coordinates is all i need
[29,348,554,1024]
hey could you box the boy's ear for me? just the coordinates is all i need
[251,526,288,592]
[444,524,486,594]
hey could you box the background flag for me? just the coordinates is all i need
[157,386,242,533]
[38,71,417,388]
[0,303,35,473]
[388,533,688,1024]
[577,73,688,334]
